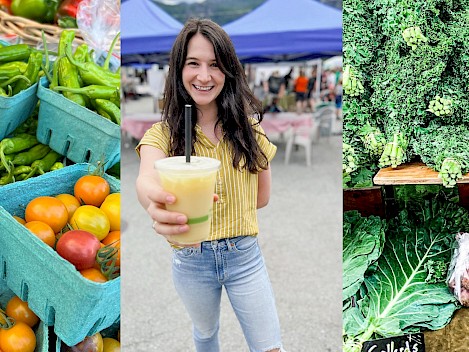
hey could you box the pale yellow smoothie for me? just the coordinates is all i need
[155,156,220,245]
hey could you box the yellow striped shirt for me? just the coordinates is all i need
[137,117,277,240]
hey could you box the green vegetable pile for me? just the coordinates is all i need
[343,0,469,188]
[46,30,121,125]
[343,185,469,352]
[0,43,43,97]
[0,113,64,185]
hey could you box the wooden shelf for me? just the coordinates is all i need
[373,162,469,185]
[343,186,385,218]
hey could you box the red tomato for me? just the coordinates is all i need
[74,175,110,207]
[0,321,36,352]
[5,296,39,328]
[56,230,101,270]
[61,332,103,352]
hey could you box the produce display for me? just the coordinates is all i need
[0,44,43,97]
[1,0,84,28]
[0,1,121,348]
[343,0,469,188]
[343,1,469,350]
[343,186,469,352]
[49,29,121,125]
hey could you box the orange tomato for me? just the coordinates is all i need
[70,205,110,241]
[100,193,120,231]
[25,196,68,233]
[74,175,110,207]
[80,268,108,283]
[24,221,56,247]
[0,321,36,352]
[102,230,120,267]
[55,193,81,221]
[5,297,39,328]
[12,216,25,225]
[102,337,120,351]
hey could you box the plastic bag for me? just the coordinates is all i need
[447,232,469,306]
[76,0,119,55]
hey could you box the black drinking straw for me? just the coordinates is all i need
[185,104,192,163]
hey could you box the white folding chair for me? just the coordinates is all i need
[284,116,318,167]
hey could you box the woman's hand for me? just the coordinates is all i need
[146,187,190,238]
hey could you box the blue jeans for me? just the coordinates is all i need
[172,235,283,352]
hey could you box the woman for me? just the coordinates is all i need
[135,18,286,352]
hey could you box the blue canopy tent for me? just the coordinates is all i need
[223,0,342,63]
[121,0,183,65]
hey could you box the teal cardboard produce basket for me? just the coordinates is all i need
[0,164,120,346]
[36,83,120,170]
[0,279,49,352]
[0,77,45,141]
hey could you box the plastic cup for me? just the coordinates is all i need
[154,156,221,245]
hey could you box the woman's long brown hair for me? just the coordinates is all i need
[162,18,269,173]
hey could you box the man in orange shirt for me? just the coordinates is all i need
[294,69,309,113]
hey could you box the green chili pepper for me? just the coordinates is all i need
[74,44,89,62]
[12,165,33,176]
[102,31,120,71]
[0,133,38,172]
[15,173,29,181]
[12,51,43,95]
[65,44,120,88]
[50,161,64,171]
[0,172,14,186]
[12,144,51,166]
[57,30,86,106]
[49,56,61,91]
[0,44,31,63]
[95,99,121,125]
[0,86,8,97]
[53,84,120,101]
[24,149,61,179]
[0,62,28,80]
[0,75,31,89]
[0,154,15,172]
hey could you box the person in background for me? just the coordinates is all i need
[307,68,317,112]
[135,18,286,352]
[293,69,309,114]
[264,70,286,107]
[335,77,343,119]
[283,66,294,93]
[264,96,283,113]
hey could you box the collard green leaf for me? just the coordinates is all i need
[343,211,386,301]
[343,216,458,350]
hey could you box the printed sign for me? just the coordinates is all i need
[362,333,425,352]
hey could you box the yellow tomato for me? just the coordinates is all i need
[103,337,120,352]
[70,205,110,241]
[55,193,81,221]
[100,193,120,231]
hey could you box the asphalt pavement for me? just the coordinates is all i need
[120,96,343,352]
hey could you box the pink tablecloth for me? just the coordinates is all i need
[260,112,313,136]
[122,112,162,140]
